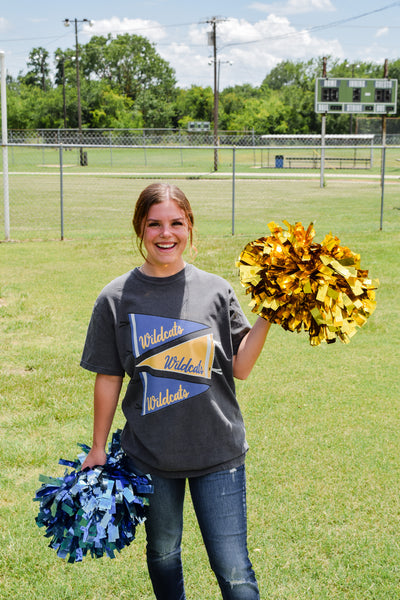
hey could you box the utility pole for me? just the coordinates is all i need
[62,57,67,129]
[73,18,82,149]
[64,18,92,166]
[207,17,226,172]
[56,53,67,128]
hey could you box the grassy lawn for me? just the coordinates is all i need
[1,177,400,599]
[5,144,400,176]
[2,173,400,241]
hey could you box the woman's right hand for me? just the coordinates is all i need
[80,447,107,471]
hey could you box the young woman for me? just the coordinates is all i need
[80,183,271,599]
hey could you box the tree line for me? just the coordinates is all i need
[5,33,400,134]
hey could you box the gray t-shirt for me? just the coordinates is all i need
[81,264,251,478]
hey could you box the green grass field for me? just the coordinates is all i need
[5,143,400,175]
[1,177,400,599]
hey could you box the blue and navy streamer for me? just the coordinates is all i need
[33,430,153,563]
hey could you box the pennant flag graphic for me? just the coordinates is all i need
[130,314,209,358]
[140,372,210,415]
[137,334,214,380]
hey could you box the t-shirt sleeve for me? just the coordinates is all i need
[228,286,251,355]
[80,294,125,377]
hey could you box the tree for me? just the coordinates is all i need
[54,49,77,87]
[262,59,316,92]
[9,49,400,132]
[80,34,177,127]
[53,35,178,128]
[328,59,382,79]
[174,86,214,128]
[220,83,260,100]
[22,47,50,91]
[81,34,176,98]
[277,84,318,134]
[7,83,66,129]
[87,83,143,128]
[223,92,290,134]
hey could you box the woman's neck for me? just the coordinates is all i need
[139,260,186,278]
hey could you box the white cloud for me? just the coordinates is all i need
[221,18,342,85]
[287,0,335,11]
[0,17,9,31]
[250,0,335,15]
[188,23,210,46]
[87,17,167,42]
[220,18,264,44]
[217,15,342,60]
[375,27,389,38]
[68,14,343,89]
[161,42,212,86]
[221,15,295,45]
[162,15,343,88]
[28,18,49,24]
[357,41,397,65]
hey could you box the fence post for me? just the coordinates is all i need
[379,58,389,230]
[232,146,236,235]
[370,138,374,168]
[380,145,386,231]
[1,50,10,241]
[320,115,326,188]
[179,129,183,166]
[59,145,64,241]
[143,130,147,166]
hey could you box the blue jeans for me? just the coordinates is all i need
[144,464,259,600]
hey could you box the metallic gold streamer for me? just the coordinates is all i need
[237,221,379,346]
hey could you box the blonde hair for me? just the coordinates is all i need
[133,183,195,259]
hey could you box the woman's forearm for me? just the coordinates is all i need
[81,373,123,468]
[91,373,123,448]
[233,316,271,380]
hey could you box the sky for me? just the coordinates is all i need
[0,0,399,89]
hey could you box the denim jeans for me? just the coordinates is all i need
[144,464,259,600]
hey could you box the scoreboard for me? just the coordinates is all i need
[188,121,210,131]
[315,78,398,114]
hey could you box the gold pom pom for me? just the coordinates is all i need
[237,221,379,346]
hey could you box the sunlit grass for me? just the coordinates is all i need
[1,178,400,599]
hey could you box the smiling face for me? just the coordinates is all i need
[140,198,189,277]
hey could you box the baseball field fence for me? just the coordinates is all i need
[1,129,399,241]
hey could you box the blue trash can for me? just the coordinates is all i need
[275,155,284,168]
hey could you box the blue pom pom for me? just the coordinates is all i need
[34,430,153,563]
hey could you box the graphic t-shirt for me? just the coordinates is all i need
[80,264,251,477]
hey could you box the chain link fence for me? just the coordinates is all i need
[356,116,400,135]
[1,131,399,240]
[5,132,397,172]
[8,128,257,147]
[7,128,400,147]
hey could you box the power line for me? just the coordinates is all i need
[0,20,194,45]
[0,33,70,44]
[3,4,398,52]
[220,2,400,50]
